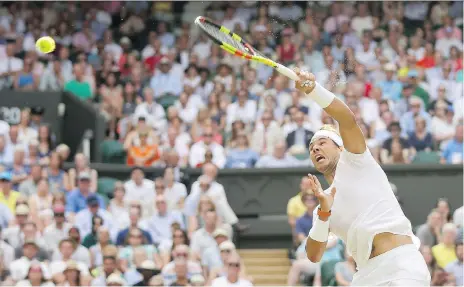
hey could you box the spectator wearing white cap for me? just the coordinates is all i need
[211,252,252,287]
[201,228,230,272]
[106,272,127,286]
[207,241,248,284]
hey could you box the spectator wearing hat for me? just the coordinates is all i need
[132,260,161,286]
[444,238,463,286]
[211,252,252,287]
[150,57,183,98]
[2,204,30,248]
[207,240,244,284]
[0,171,20,213]
[74,194,115,240]
[43,204,72,252]
[200,228,230,272]
[106,272,127,286]
[10,240,41,281]
[377,63,403,101]
[66,172,106,214]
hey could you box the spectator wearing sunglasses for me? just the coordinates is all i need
[161,244,202,286]
[211,252,253,287]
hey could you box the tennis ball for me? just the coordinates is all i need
[35,36,56,54]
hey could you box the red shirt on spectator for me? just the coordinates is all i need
[144,54,163,73]
[417,56,435,69]
[119,53,131,77]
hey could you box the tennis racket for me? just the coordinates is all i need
[195,16,311,85]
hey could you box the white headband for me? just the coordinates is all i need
[310,130,343,147]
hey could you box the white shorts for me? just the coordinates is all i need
[351,244,431,286]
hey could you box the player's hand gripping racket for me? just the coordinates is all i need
[194,16,314,88]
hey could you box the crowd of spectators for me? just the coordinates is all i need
[0,1,463,286]
[1,1,463,168]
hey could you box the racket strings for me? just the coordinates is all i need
[200,22,250,54]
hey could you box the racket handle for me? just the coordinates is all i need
[275,63,300,82]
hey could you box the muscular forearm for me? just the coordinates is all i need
[305,215,330,262]
[306,237,327,262]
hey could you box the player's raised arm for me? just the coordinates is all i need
[294,69,366,154]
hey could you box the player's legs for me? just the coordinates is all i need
[351,244,431,286]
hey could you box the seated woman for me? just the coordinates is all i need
[158,227,190,266]
[44,152,71,193]
[118,228,162,270]
[15,262,55,286]
[408,115,434,152]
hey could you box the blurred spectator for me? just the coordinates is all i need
[416,209,444,247]
[189,127,226,168]
[444,238,463,286]
[432,223,458,268]
[0,171,19,213]
[211,252,252,287]
[123,167,154,219]
[68,153,99,193]
[255,141,301,168]
[115,205,152,246]
[441,124,463,164]
[66,172,105,215]
[42,204,72,253]
[251,111,284,156]
[295,194,317,245]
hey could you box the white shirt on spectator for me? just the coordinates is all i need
[226,100,257,128]
[134,102,167,132]
[160,132,191,160]
[174,101,198,125]
[192,41,212,61]
[52,245,91,267]
[10,257,34,281]
[351,16,374,38]
[435,38,463,59]
[453,206,463,227]
[0,55,23,90]
[255,154,303,168]
[190,228,216,257]
[189,141,226,168]
[211,276,253,287]
[184,181,238,226]
[104,42,123,63]
[124,179,155,218]
[74,208,117,240]
[49,260,89,276]
[163,182,187,211]
[407,47,426,61]
[358,97,380,125]
[355,46,377,67]
[42,222,73,252]
[144,210,185,244]
[0,240,14,269]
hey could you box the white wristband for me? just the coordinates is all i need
[308,218,330,242]
[306,82,335,108]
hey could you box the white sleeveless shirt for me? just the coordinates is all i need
[313,149,420,270]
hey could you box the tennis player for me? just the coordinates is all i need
[295,70,431,286]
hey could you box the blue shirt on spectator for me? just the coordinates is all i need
[144,211,185,245]
[116,227,153,246]
[66,189,106,213]
[0,143,14,168]
[0,202,12,229]
[225,149,259,168]
[150,72,182,98]
[295,212,313,236]
[442,140,463,164]
[377,80,403,101]
[400,111,432,136]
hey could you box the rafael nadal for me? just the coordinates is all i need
[294,69,431,286]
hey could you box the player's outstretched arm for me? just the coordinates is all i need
[294,69,366,154]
